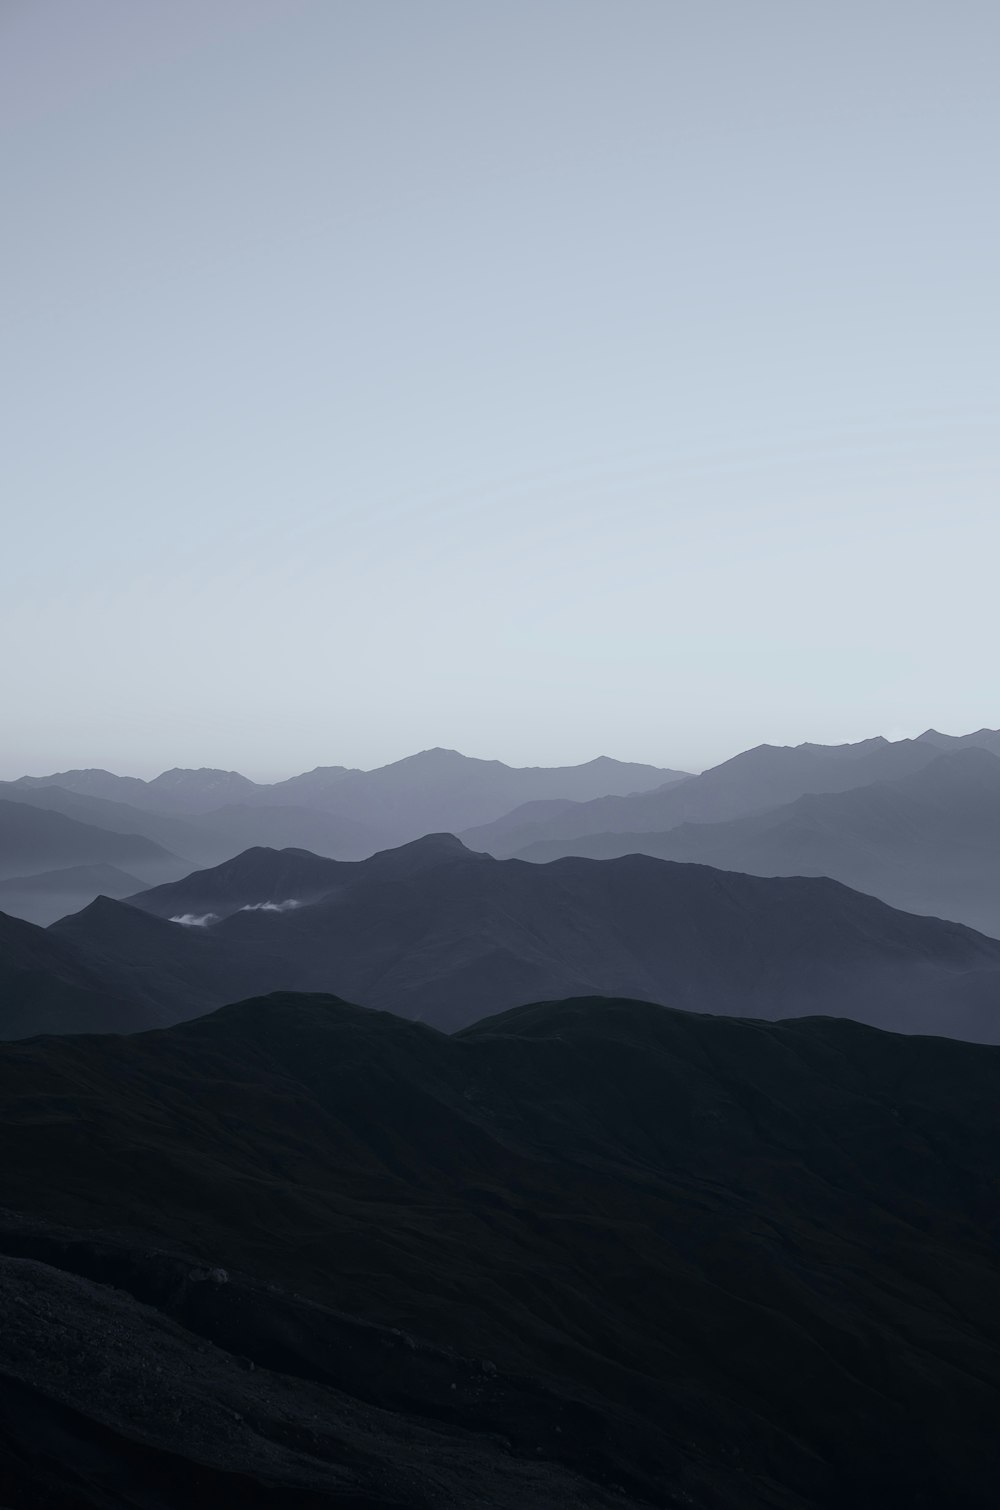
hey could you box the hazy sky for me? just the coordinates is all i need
[3,1,998,780]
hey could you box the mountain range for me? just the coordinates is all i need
[462,728,1000,856]
[9,748,685,837]
[8,731,1000,937]
[1,991,999,1507]
[0,797,179,883]
[0,750,687,918]
[4,833,1000,1042]
[516,745,1000,937]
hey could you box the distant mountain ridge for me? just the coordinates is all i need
[515,746,1000,937]
[0,863,148,928]
[463,730,1000,856]
[10,750,687,844]
[0,798,179,882]
[8,728,1000,931]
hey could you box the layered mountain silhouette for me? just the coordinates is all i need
[0,779,224,864]
[0,862,148,927]
[14,765,260,814]
[0,797,180,883]
[0,751,687,923]
[919,725,1000,755]
[463,731,1000,856]
[12,750,684,839]
[244,749,689,843]
[1,991,999,1507]
[517,747,1000,937]
[0,909,156,1038]
[1,834,993,1041]
[132,845,351,920]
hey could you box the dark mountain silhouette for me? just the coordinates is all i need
[0,909,156,1038]
[0,798,180,882]
[463,734,950,856]
[2,992,1000,1507]
[517,747,1000,937]
[30,836,1000,1042]
[132,845,353,920]
[0,863,147,927]
[45,895,308,1032]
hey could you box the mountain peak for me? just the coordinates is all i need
[371,831,472,860]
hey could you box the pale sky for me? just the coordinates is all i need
[3,1,998,780]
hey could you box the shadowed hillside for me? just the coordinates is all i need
[0,993,999,1506]
[2,835,994,1042]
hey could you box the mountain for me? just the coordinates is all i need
[131,845,352,920]
[463,735,948,856]
[39,835,1000,1042]
[0,909,157,1038]
[11,750,688,856]
[142,765,263,812]
[193,801,380,859]
[244,762,356,804]
[1,992,1000,1506]
[0,863,147,927]
[270,749,688,811]
[0,779,227,864]
[516,747,1000,937]
[45,894,307,1032]
[13,751,688,839]
[13,765,263,815]
[0,798,181,883]
[13,766,153,804]
[246,748,690,845]
[917,724,1000,755]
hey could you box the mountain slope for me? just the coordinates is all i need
[0,910,157,1038]
[49,835,1000,1042]
[12,751,686,840]
[131,845,354,920]
[253,748,689,845]
[12,766,262,814]
[918,724,1000,755]
[0,798,180,882]
[0,863,147,927]
[1,992,999,1506]
[0,779,225,864]
[464,735,948,856]
[48,895,310,1029]
[194,801,380,860]
[516,747,1000,936]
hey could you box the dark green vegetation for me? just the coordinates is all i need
[7,834,999,1043]
[1,992,999,1506]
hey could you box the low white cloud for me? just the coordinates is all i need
[239,898,302,913]
[170,912,218,927]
